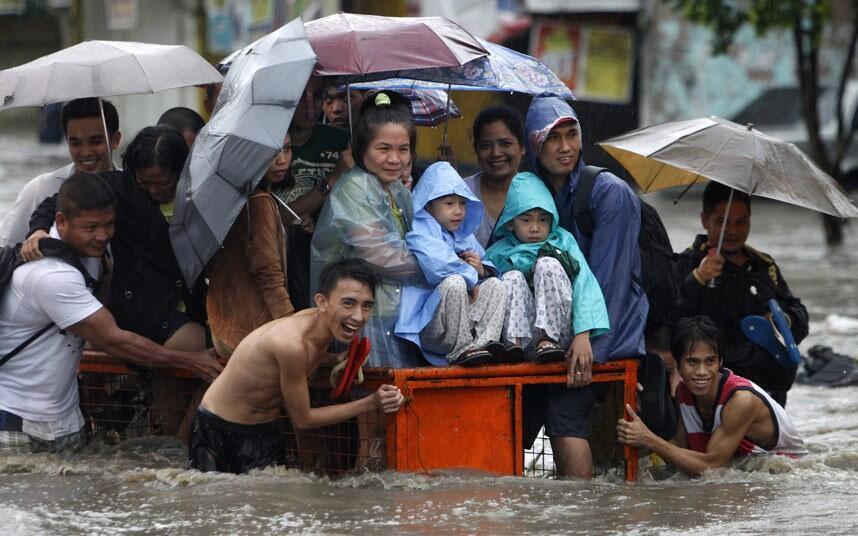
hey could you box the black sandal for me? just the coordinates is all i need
[450,348,492,367]
[534,340,565,363]
[497,343,525,363]
[484,341,505,358]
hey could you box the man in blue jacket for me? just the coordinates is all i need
[524,96,648,479]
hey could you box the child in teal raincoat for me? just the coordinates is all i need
[395,162,507,366]
[485,172,609,362]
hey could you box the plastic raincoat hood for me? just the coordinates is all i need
[485,172,610,339]
[524,95,579,172]
[411,161,484,241]
[395,162,494,366]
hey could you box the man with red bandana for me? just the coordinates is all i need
[189,259,404,474]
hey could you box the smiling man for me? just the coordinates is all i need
[189,258,405,474]
[617,316,806,476]
[0,98,121,247]
[674,182,808,407]
[522,95,648,480]
[0,174,221,455]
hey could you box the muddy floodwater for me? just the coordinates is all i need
[2,136,858,534]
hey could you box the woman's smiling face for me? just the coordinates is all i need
[363,123,412,188]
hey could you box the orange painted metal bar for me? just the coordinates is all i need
[403,373,626,391]
[79,352,640,480]
[622,358,639,481]
[363,361,629,382]
[79,351,196,378]
[514,383,523,476]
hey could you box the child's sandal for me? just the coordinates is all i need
[534,340,565,364]
[450,348,492,367]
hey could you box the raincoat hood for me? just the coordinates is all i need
[484,171,610,341]
[524,96,580,171]
[493,172,560,241]
[412,161,484,240]
[395,162,495,367]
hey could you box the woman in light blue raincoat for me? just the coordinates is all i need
[395,162,507,367]
[486,172,609,362]
[310,92,422,368]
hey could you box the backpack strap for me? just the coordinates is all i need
[38,237,99,292]
[0,238,97,369]
[0,324,54,368]
[572,166,607,239]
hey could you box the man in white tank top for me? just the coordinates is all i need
[617,316,806,476]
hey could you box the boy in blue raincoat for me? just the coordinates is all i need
[485,172,609,363]
[395,162,508,367]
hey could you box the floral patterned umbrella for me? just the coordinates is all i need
[354,39,573,99]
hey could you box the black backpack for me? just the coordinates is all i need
[0,238,97,368]
[637,352,678,440]
[572,166,679,331]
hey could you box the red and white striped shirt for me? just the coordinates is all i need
[677,369,807,457]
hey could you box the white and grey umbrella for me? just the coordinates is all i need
[0,39,223,168]
[0,40,223,109]
[169,18,317,286]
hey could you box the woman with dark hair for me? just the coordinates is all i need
[25,125,210,434]
[464,106,526,248]
[206,134,295,358]
[311,91,421,369]
[28,125,206,348]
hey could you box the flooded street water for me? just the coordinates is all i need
[2,136,858,534]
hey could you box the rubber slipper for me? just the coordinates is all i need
[450,349,492,367]
[534,341,565,364]
[496,343,525,364]
[740,299,800,368]
[484,341,505,357]
[331,336,371,400]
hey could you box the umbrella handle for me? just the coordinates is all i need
[98,97,114,171]
[714,188,734,255]
[707,188,734,288]
[347,84,353,144]
[272,193,303,224]
[441,83,451,155]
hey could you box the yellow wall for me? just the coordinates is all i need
[348,0,406,16]
[416,91,504,168]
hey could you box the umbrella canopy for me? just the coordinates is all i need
[304,13,486,76]
[218,13,488,79]
[169,19,317,286]
[599,116,858,218]
[354,39,573,99]
[0,40,223,109]
[386,87,461,127]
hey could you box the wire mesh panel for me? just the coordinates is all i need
[79,355,638,479]
[78,357,385,476]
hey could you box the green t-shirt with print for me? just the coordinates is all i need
[274,123,350,204]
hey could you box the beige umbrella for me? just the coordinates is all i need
[598,116,858,219]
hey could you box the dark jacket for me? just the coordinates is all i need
[29,170,206,343]
[675,234,809,392]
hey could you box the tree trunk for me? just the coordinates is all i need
[793,6,845,245]
[823,214,845,244]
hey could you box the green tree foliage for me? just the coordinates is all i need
[668,0,857,244]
